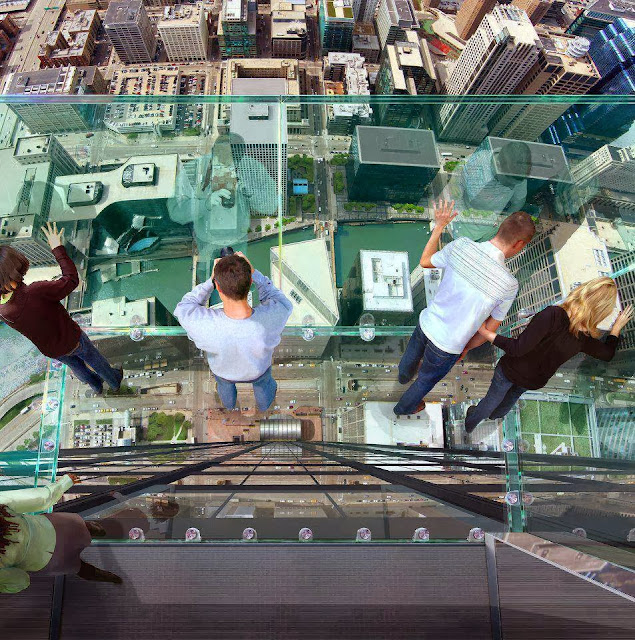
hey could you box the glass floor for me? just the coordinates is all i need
[0,95,633,560]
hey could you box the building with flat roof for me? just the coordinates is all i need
[347,125,441,203]
[341,401,444,444]
[105,65,180,133]
[4,66,105,133]
[342,249,414,324]
[319,0,355,53]
[375,30,437,128]
[512,0,551,25]
[571,145,635,195]
[13,134,79,176]
[218,0,257,58]
[271,0,307,58]
[229,77,288,216]
[38,10,101,68]
[270,237,339,357]
[0,12,19,62]
[566,0,634,39]
[324,53,372,134]
[374,0,419,49]
[610,249,635,352]
[488,31,600,141]
[92,295,175,327]
[439,5,542,143]
[158,3,209,62]
[50,154,180,223]
[105,0,156,64]
[352,23,380,63]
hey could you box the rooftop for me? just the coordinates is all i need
[229,78,288,144]
[362,401,444,446]
[583,0,635,18]
[92,296,153,327]
[50,154,179,222]
[222,0,247,22]
[325,0,354,21]
[5,67,77,96]
[359,249,413,313]
[105,0,145,26]
[383,0,418,27]
[14,135,53,159]
[158,3,206,27]
[355,126,440,167]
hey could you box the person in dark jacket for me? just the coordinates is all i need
[465,276,633,433]
[0,222,122,395]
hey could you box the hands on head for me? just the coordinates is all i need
[211,250,254,283]
[41,222,64,250]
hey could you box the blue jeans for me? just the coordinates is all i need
[394,325,460,415]
[214,367,277,412]
[465,364,526,433]
[57,331,122,394]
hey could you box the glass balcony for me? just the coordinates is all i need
[0,95,633,567]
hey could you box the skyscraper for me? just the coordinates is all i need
[104,0,156,64]
[218,0,257,58]
[319,0,355,53]
[229,77,288,217]
[454,0,498,41]
[353,0,380,24]
[158,3,209,62]
[546,18,635,148]
[488,32,600,141]
[511,0,551,25]
[374,0,419,49]
[611,249,635,352]
[375,31,437,128]
[347,125,440,203]
[439,5,541,143]
[571,144,635,194]
[566,0,631,39]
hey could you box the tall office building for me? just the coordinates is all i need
[4,66,104,133]
[105,0,156,64]
[375,30,437,128]
[13,134,79,176]
[158,3,209,62]
[218,0,257,58]
[347,126,441,203]
[511,0,551,24]
[271,0,307,58]
[611,249,635,352]
[229,77,288,216]
[454,0,498,40]
[319,0,355,53]
[374,0,419,49]
[439,6,541,143]
[566,0,631,39]
[353,0,380,24]
[270,237,339,358]
[503,222,615,336]
[596,406,635,461]
[571,145,635,194]
[546,18,635,148]
[342,249,414,325]
[488,32,600,141]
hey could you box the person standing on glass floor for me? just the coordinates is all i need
[0,223,123,395]
[175,252,292,412]
[393,200,535,416]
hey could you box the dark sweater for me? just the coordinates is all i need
[0,246,81,358]
[493,305,618,390]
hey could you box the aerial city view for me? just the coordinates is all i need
[0,0,633,459]
[0,0,634,631]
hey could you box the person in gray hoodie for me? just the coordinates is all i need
[175,251,292,412]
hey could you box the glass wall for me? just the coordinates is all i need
[0,95,633,552]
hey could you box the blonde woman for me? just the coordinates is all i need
[465,277,633,433]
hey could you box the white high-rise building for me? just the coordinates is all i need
[374,0,419,49]
[158,3,208,62]
[439,5,541,143]
[571,144,635,195]
[353,0,380,24]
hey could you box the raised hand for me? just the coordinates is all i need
[41,222,64,250]
[235,251,254,274]
[432,199,458,229]
[612,304,634,334]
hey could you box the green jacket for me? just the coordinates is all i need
[0,475,74,594]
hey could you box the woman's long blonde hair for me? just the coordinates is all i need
[561,276,617,338]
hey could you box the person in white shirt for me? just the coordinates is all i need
[394,200,535,415]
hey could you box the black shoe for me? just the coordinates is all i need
[465,406,478,434]
[398,374,410,385]
[110,367,124,393]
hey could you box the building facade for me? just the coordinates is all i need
[454,0,497,41]
[158,3,209,62]
[218,0,257,58]
[511,0,551,25]
[319,0,355,53]
[611,249,635,352]
[104,0,156,64]
[374,0,418,49]
[271,0,307,58]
